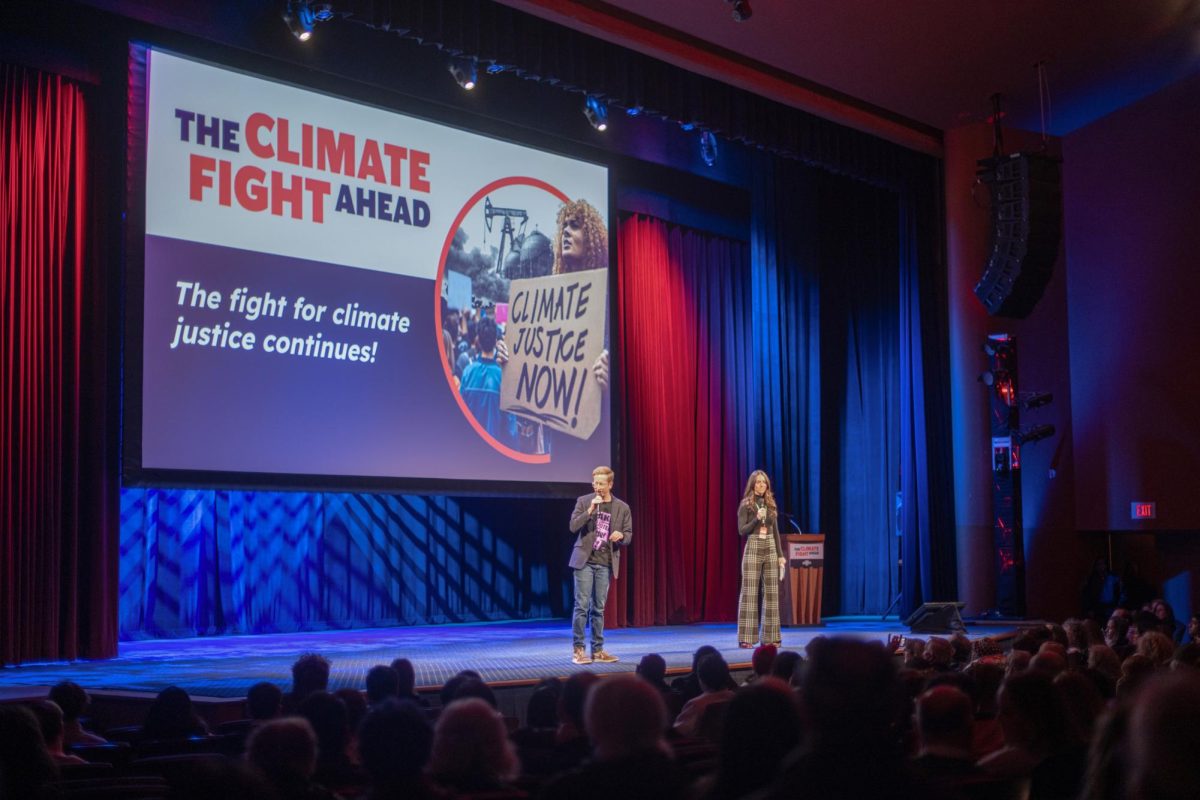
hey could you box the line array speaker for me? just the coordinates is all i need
[974,153,1062,318]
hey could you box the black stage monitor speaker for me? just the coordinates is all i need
[974,152,1062,319]
[905,601,966,634]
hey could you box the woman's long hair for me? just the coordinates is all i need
[741,470,777,514]
[552,199,608,274]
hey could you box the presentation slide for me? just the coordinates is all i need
[138,49,611,486]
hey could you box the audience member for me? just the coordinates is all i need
[910,686,986,793]
[541,675,685,800]
[1119,560,1154,610]
[761,637,923,799]
[553,671,600,770]
[524,677,562,730]
[1136,629,1175,666]
[770,650,802,684]
[670,645,719,704]
[702,679,800,800]
[447,676,499,709]
[246,716,337,800]
[963,659,1005,759]
[1129,609,1160,648]
[1081,556,1121,620]
[428,697,520,793]
[287,652,332,712]
[926,638,955,676]
[1103,614,1132,659]
[1063,618,1087,653]
[28,700,87,766]
[142,685,209,740]
[949,632,973,667]
[1005,649,1032,677]
[366,665,401,706]
[336,686,369,732]
[1126,671,1200,800]
[673,653,735,738]
[1029,648,1067,677]
[980,669,1086,798]
[1116,653,1155,699]
[247,680,283,721]
[439,669,484,709]
[299,690,368,794]
[635,653,682,719]
[1086,644,1121,689]
[357,698,441,800]
[512,678,564,777]
[742,643,777,685]
[48,680,107,746]
[1150,598,1186,643]
[1170,641,1200,672]
[1053,670,1105,746]
[390,657,430,707]
[0,704,59,800]
[1078,696,1130,800]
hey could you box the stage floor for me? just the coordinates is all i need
[0,617,1024,700]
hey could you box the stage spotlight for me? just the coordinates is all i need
[584,95,608,131]
[1015,424,1055,445]
[727,0,753,21]
[282,5,313,41]
[979,371,996,386]
[1021,392,1053,411]
[448,57,478,90]
[700,131,718,167]
[282,0,332,41]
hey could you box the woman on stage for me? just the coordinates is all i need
[737,470,786,648]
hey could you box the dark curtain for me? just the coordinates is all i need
[748,153,953,617]
[1,63,116,664]
[816,173,901,614]
[612,214,753,627]
[899,173,958,615]
[750,154,822,532]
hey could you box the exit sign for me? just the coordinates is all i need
[1131,502,1156,520]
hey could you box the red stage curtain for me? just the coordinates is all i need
[1,63,116,664]
[610,214,755,628]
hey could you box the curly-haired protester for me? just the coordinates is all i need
[552,199,608,274]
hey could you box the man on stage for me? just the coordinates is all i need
[568,466,631,664]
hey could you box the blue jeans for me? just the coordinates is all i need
[572,562,612,650]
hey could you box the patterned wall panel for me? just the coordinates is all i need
[120,488,570,639]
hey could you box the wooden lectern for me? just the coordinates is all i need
[784,533,825,626]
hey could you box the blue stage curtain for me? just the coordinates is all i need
[750,154,822,539]
[815,173,901,615]
[750,154,954,616]
[899,173,958,616]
